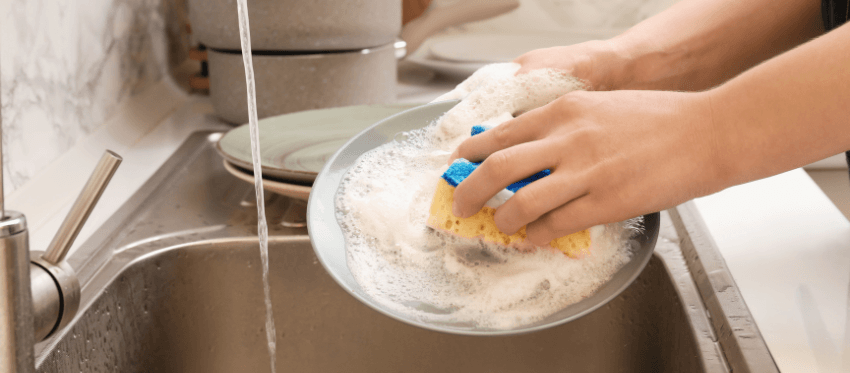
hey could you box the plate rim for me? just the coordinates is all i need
[216,103,424,183]
[222,160,312,200]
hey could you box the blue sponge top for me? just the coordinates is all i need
[506,169,551,192]
[440,125,551,192]
[441,160,551,193]
[442,159,480,188]
[470,125,489,137]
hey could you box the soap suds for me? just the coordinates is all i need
[433,63,588,150]
[335,63,638,329]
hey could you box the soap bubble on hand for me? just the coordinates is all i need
[431,63,588,151]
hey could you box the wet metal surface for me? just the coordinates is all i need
[31,131,772,372]
[39,236,711,373]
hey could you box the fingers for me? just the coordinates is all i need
[512,47,562,76]
[493,171,588,235]
[449,105,552,163]
[524,191,642,246]
[452,140,557,218]
[513,55,535,76]
[524,194,605,246]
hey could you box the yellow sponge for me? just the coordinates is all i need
[427,179,591,258]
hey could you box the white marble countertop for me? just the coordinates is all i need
[9,65,850,373]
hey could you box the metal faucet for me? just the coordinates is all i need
[0,117,122,370]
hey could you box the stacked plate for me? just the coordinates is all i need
[216,103,421,200]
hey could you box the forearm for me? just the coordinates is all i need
[709,20,850,188]
[607,0,823,91]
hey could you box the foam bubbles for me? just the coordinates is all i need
[433,63,588,150]
[335,63,637,329]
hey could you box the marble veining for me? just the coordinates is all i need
[1,0,169,194]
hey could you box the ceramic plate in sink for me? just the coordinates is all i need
[216,103,421,184]
[308,100,660,335]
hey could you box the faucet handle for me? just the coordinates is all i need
[42,150,122,265]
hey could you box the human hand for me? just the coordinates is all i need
[432,63,586,151]
[513,40,631,91]
[448,89,725,245]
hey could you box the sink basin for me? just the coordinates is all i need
[31,132,774,372]
[39,236,709,373]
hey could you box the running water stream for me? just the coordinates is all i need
[235,0,277,372]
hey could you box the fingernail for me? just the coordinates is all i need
[452,202,464,218]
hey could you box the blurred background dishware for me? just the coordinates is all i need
[207,45,399,124]
[189,0,401,51]
[405,28,622,79]
[216,103,420,199]
[223,161,311,201]
[188,0,520,124]
[216,103,420,183]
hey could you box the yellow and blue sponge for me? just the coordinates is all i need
[426,125,591,258]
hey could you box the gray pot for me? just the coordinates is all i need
[209,44,397,124]
[189,0,401,51]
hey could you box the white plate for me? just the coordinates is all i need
[406,53,485,80]
[223,160,312,201]
[407,30,623,79]
[406,34,486,79]
[216,103,420,183]
[430,33,605,63]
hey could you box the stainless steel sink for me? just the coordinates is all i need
[32,132,777,372]
[37,237,704,373]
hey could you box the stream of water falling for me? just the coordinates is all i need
[235,0,277,372]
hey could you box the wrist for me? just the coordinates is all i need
[606,31,691,91]
[586,34,672,91]
[696,87,741,193]
[582,39,635,91]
